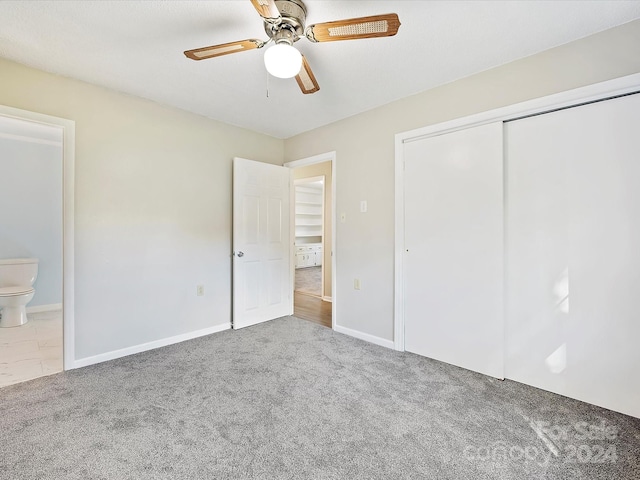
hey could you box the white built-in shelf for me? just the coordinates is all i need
[295,181,323,246]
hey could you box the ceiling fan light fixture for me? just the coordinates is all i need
[264,42,302,78]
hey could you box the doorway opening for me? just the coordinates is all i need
[0,104,75,383]
[0,114,63,385]
[294,177,323,297]
[286,153,336,329]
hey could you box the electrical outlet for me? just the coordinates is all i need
[197,285,204,296]
[360,200,367,213]
[354,278,361,290]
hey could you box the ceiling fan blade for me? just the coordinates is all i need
[306,13,400,43]
[250,0,281,23]
[184,39,263,60]
[295,55,320,95]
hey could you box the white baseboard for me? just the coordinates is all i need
[70,323,231,369]
[322,296,332,303]
[334,324,395,349]
[26,303,63,313]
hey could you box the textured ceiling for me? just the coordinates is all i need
[1,1,640,138]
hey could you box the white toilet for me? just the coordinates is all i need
[0,258,39,328]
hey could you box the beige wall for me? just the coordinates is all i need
[0,57,283,360]
[293,161,332,298]
[284,20,640,342]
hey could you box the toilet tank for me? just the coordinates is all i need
[0,258,39,287]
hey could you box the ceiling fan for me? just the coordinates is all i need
[184,0,401,94]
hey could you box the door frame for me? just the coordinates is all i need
[0,104,76,369]
[394,72,640,352]
[285,151,336,329]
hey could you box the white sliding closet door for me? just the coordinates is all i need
[404,122,504,379]
[505,93,640,418]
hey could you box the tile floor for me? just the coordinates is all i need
[0,309,63,388]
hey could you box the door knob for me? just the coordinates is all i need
[237,251,244,257]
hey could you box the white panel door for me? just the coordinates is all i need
[233,158,292,329]
[404,122,504,379]
[506,93,640,418]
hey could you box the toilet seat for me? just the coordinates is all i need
[0,286,35,297]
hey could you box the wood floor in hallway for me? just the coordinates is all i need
[293,292,331,328]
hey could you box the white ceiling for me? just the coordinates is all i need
[1,1,639,138]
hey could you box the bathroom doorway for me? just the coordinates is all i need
[286,153,335,329]
[0,107,74,386]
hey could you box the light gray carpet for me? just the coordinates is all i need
[295,266,322,296]
[1,317,639,479]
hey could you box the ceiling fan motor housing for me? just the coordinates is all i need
[264,0,307,41]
